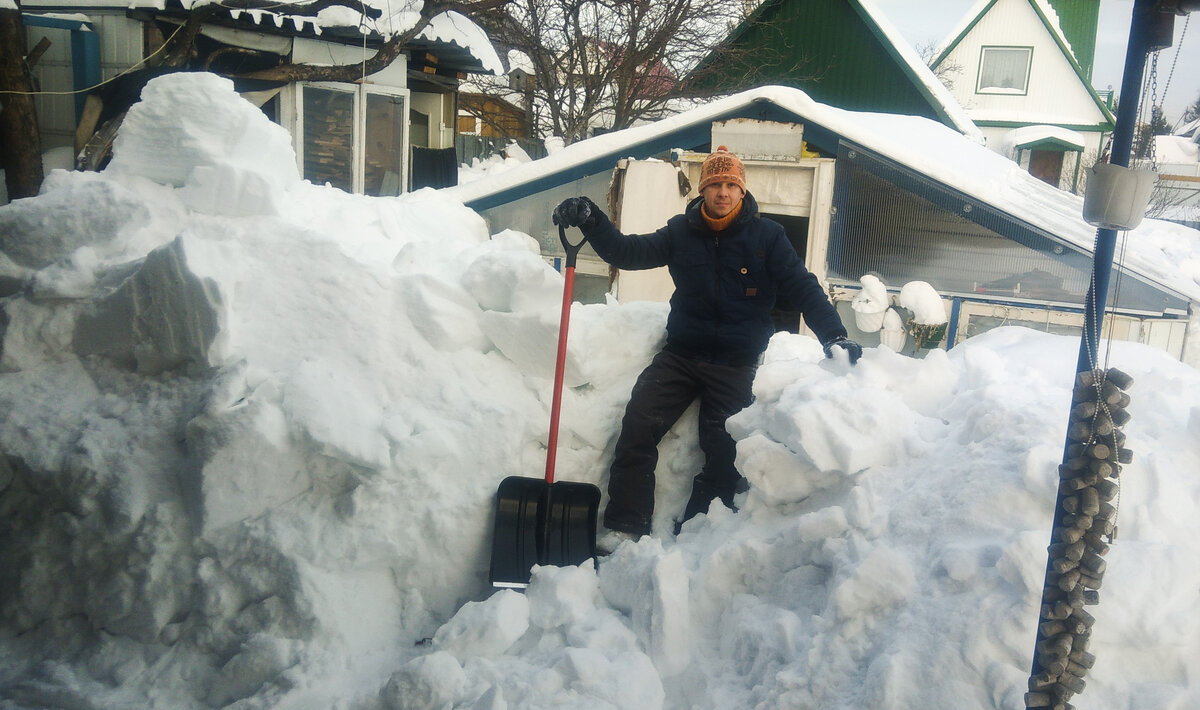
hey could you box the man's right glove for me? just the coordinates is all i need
[552,196,597,229]
[823,335,863,365]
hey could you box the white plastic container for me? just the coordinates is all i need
[879,308,907,351]
[1083,163,1157,231]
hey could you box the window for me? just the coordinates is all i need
[364,93,406,196]
[828,159,1093,304]
[296,83,409,195]
[301,86,355,192]
[977,46,1032,94]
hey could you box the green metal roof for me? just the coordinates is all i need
[1046,0,1100,81]
[688,0,968,132]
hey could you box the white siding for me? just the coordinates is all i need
[942,0,1105,127]
[92,15,144,80]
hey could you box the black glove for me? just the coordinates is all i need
[552,197,596,229]
[823,335,862,365]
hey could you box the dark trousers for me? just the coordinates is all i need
[602,349,757,535]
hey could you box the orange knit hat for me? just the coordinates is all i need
[698,145,746,192]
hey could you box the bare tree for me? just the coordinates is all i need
[1182,91,1200,125]
[916,40,961,91]
[0,0,44,201]
[470,0,779,144]
[1133,104,1172,160]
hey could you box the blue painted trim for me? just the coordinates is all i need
[22,16,99,121]
[71,28,100,121]
[946,297,961,349]
[23,14,90,30]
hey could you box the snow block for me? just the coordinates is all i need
[480,309,586,387]
[382,652,469,710]
[560,647,666,710]
[596,541,691,677]
[737,432,833,504]
[109,73,298,193]
[833,546,915,620]
[206,633,302,707]
[0,178,152,273]
[74,235,226,373]
[460,230,555,313]
[183,370,310,535]
[398,273,492,352]
[434,590,529,657]
[527,562,601,630]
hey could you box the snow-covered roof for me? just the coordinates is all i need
[855,0,981,142]
[20,0,502,74]
[1155,135,1200,166]
[446,85,1200,305]
[1000,124,1087,152]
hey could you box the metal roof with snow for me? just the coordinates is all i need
[685,0,980,140]
[447,86,1200,312]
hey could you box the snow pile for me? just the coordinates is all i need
[108,72,299,218]
[898,280,948,325]
[1,72,1199,710]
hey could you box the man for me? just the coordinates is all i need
[552,146,861,552]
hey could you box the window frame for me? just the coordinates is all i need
[975,45,1034,96]
[293,81,411,195]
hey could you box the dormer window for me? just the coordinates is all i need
[977,46,1033,95]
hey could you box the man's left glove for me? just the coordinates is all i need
[823,335,862,365]
[552,196,598,229]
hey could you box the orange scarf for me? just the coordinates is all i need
[701,199,743,232]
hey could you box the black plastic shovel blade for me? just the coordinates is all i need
[543,481,601,568]
[490,476,545,588]
[489,477,601,588]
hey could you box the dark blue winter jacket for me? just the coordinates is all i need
[581,192,848,366]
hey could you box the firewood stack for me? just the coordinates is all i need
[1025,367,1133,710]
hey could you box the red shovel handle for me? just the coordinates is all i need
[545,224,588,484]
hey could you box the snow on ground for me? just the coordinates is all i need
[1,72,1199,710]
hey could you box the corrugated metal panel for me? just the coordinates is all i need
[698,0,944,121]
[25,25,76,148]
[24,14,143,149]
[91,15,144,80]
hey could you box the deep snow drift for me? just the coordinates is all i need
[1,73,1199,710]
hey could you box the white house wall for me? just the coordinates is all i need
[409,92,454,149]
[941,0,1105,128]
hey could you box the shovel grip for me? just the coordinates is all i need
[558,222,588,268]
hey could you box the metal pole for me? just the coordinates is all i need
[1028,0,1166,692]
[1074,0,1159,375]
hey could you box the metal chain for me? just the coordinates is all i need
[1148,53,1160,170]
[1161,16,1189,109]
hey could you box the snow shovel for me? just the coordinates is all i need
[489,224,601,588]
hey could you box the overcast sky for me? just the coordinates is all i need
[871,0,1200,127]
